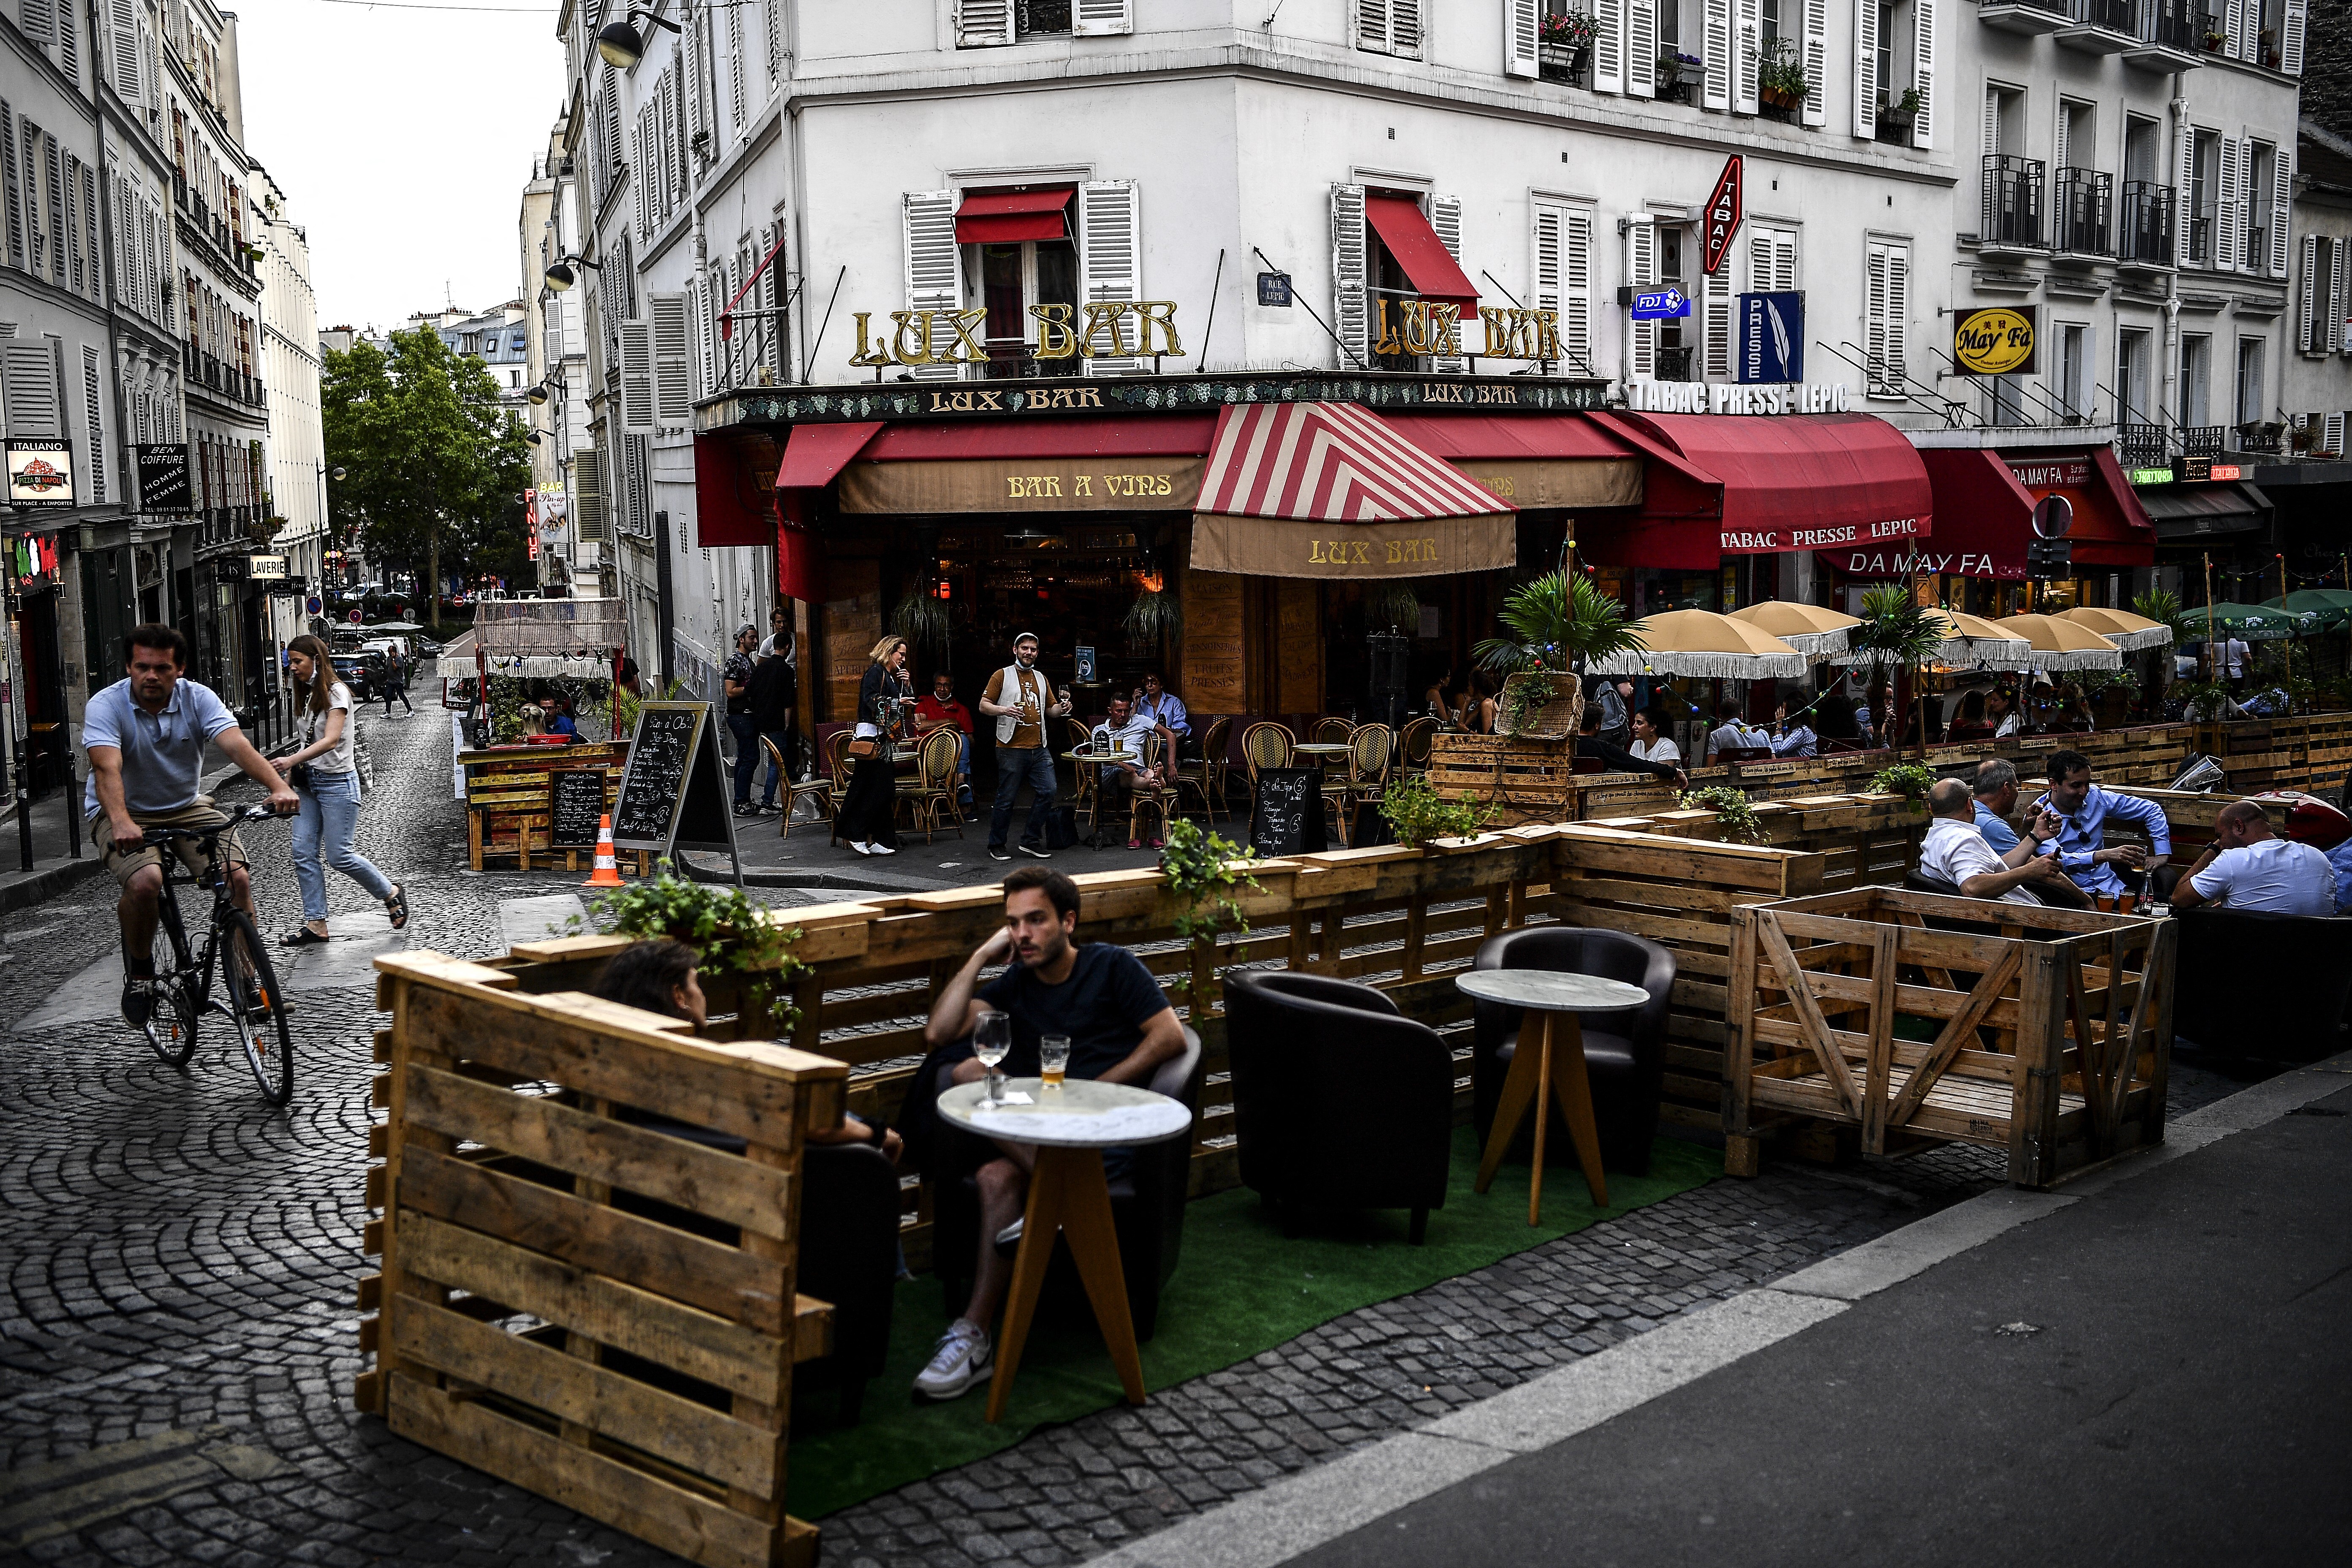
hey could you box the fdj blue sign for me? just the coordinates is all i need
[1737,291,1805,384]
[1630,288,1690,321]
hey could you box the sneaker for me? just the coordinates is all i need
[121,976,156,1030]
[849,841,873,856]
[868,842,896,856]
[913,1321,994,1402]
[1150,837,1166,850]
[1018,843,1052,859]
[1128,838,1142,850]
[988,846,1012,861]
[732,802,758,817]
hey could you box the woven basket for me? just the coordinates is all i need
[1498,672,1582,739]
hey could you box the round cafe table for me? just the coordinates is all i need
[936,1078,1193,1422]
[1059,749,1139,845]
[1456,969,1652,1225]
[1292,742,1353,765]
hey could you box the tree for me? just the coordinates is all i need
[321,328,532,620]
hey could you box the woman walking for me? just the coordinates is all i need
[836,634,913,857]
[277,634,407,945]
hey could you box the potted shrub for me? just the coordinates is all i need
[1677,785,1766,844]
[1538,10,1598,82]
[1756,38,1810,114]
[1657,50,1702,102]
[1878,86,1922,128]
[1379,774,1498,850]
[1867,762,1937,817]
[1472,569,1648,739]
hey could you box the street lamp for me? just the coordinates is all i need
[596,7,683,69]
[543,255,602,293]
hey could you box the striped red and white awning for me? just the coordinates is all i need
[1196,402,1517,524]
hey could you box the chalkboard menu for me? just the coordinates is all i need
[1248,767,1328,858]
[550,768,607,849]
[611,702,744,883]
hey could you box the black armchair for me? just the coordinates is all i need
[2170,906,2352,1060]
[930,1026,1203,1341]
[793,1140,903,1425]
[1222,970,1452,1243]
[1470,927,1674,1176]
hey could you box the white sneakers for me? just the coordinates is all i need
[847,841,898,857]
[913,1319,994,1401]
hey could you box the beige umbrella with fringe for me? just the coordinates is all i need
[1588,610,1809,681]
[1727,601,1862,656]
[1993,613,2125,671]
[2055,605,2175,652]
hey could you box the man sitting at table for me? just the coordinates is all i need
[915,670,975,813]
[1704,700,1771,763]
[1089,692,1170,850]
[1132,671,1195,760]
[1919,779,2071,904]
[2028,749,2170,900]
[2170,800,2336,915]
[1769,698,1817,758]
[910,866,1186,1401]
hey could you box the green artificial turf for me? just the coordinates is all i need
[784,1128,1722,1519]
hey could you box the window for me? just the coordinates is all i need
[2247,142,2275,272]
[1356,0,1424,59]
[2189,130,2217,267]
[2055,323,2087,422]
[1864,238,1909,397]
[1016,0,1070,35]
[1761,0,1781,43]
[2235,336,2265,427]
[977,236,1077,374]
[2181,334,2210,427]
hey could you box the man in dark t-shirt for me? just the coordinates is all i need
[912,865,1184,1401]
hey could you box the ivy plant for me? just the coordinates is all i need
[1157,819,1260,996]
[1380,775,1498,848]
[1678,785,1766,844]
[1867,762,1938,801]
[558,860,810,1029]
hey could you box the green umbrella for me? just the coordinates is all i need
[2195,602,2321,641]
[2259,589,2352,631]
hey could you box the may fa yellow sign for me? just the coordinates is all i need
[1953,306,2036,376]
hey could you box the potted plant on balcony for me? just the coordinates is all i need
[1657,50,1702,102]
[2202,26,2226,49]
[1538,10,1598,82]
[1878,86,1922,128]
[1756,39,1810,116]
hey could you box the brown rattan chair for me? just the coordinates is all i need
[820,729,855,845]
[1312,716,1356,746]
[1396,715,1437,779]
[1174,714,1232,822]
[763,735,835,841]
[1240,721,1296,811]
[1349,722,1395,808]
[896,726,964,843]
[1114,732,1172,847]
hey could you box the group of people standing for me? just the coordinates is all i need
[724,608,803,820]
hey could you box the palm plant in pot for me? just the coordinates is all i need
[1123,575,1183,653]
[1845,584,1948,753]
[1472,570,1647,738]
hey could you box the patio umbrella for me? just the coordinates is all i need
[2258,589,2352,632]
[2199,602,2319,641]
[1830,608,2034,670]
[1991,613,2124,671]
[1726,601,1862,656]
[2055,606,2175,651]
[1587,609,1809,680]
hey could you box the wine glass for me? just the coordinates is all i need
[973,1011,1012,1110]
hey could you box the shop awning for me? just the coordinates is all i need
[1189,402,1516,579]
[1903,446,2157,579]
[1364,196,1480,309]
[776,421,883,489]
[1578,411,1933,568]
[954,188,1073,244]
[837,416,1215,514]
[2139,482,2273,541]
[1380,413,1644,509]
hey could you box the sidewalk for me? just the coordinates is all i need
[0,787,102,915]
[1100,1055,2352,1568]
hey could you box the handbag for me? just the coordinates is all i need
[847,736,880,760]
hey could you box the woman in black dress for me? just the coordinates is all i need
[838,634,914,857]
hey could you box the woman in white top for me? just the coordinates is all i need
[276,635,406,945]
[1628,706,1682,766]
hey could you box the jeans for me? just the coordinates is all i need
[381,679,411,714]
[292,769,395,921]
[990,745,1059,849]
[728,713,761,803]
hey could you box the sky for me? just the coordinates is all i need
[234,0,569,334]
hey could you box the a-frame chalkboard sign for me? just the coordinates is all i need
[610,700,744,886]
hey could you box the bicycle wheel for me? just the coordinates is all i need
[142,900,200,1069]
[218,909,294,1105]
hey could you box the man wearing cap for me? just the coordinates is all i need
[980,632,1071,861]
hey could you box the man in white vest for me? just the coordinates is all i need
[980,632,1072,861]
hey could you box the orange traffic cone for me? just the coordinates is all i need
[583,814,625,887]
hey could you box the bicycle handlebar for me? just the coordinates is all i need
[139,804,289,844]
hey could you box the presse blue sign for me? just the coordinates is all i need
[1737,291,1804,383]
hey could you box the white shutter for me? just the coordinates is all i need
[2224,0,2243,59]
[726,2,744,131]
[1865,240,1895,395]
[1625,215,1657,379]
[1704,0,1731,110]
[635,106,655,242]
[2217,136,2241,273]
[2270,147,2291,280]
[1595,0,1625,93]
[651,292,693,424]
[1074,0,1134,36]
[4,340,60,437]
[575,451,606,542]
[22,0,54,47]
[1505,0,1539,78]
[2175,118,2195,268]
[957,0,1014,48]
[2325,412,2346,455]
[903,188,961,382]
[1801,0,1828,128]
[683,10,704,165]
[765,0,784,85]
[109,0,141,98]
[1332,182,1370,369]
[2302,233,2321,353]
[619,319,655,435]
[2330,237,2347,354]
[1751,226,1797,292]
[1885,241,1907,388]
[1533,205,1561,314]
[1704,266,1731,378]
[1393,0,1424,56]
[1535,203,1594,373]
[1628,0,1657,98]
[2079,325,2096,421]
[1078,179,1142,374]
[1734,0,1759,114]
[1851,0,1877,139]
[1430,194,1467,373]
[83,346,103,503]
[2052,101,2071,242]
[1910,0,1934,150]
[2284,0,2307,74]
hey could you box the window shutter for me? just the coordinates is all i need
[0,103,17,271]
[1801,0,1827,128]
[619,318,655,434]
[1393,0,1424,56]
[2051,100,2070,231]
[1865,241,1894,394]
[635,106,654,241]
[1911,0,1934,150]
[109,0,142,98]
[902,188,962,382]
[1429,193,1467,373]
[651,292,693,425]
[1885,241,1908,387]
[1531,204,1561,330]
[84,345,104,503]
[682,9,704,162]
[1851,0,1877,138]
[80,161,96,302]
[1074,0,1134,36]
[726,3,745,128]
[766,0,784,84]
[1733,0,1759,113]
[956,0,1014,47]
[604,82,625,189]
[1078,179,1142,375]
[2270,147,2290,280]
[1331,183,1369,369]
[1505,0,1539,78]
[576,449,606,541]
[1704,265,1731,378]
[45,137,64,287]
[22,0,55,47]
[2326,411,2346,455]
[2223,0,2242,57]
[2284,0,2306,74]
[1628,0,1656,97]
[2217,136,2241,273]
[64,155,81,294]
[2303,233,2320,353]
[2330,238,2347,354]
[2174,119,2194,268]
[4,340,60,437]
[1704,0,1731,110]
[1625,215,1656,378]
[1594,0,1624,93]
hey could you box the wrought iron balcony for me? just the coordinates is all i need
[2181,425,2225,458]
[2123,0,2208,66]
[1978,0,2072,35]
[1655,345,1698,383]
[2053,168,2113,258]
[2119,423,2167,468]
[2055,0,2140,52]
[2118,182,2175,268]
[2185,193,2217,268]
[709,306,793,395]
[1980,155,2047,252]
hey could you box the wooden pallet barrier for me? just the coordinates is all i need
[1723,887,2177,1188]
[461,742,631,871]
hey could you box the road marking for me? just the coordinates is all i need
[0,1428,287,1550]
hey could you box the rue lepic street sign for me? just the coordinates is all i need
[1630,288,1691,321]
[1701,156,1744,276]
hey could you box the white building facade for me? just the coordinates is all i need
[254,163,324,649]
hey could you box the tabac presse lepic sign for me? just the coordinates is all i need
[1952,306,2037,376]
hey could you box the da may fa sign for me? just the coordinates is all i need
[1953,306,2036,376]
[6,442,74,506]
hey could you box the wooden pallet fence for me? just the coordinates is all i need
[460,742,630,871]
[1424,734,1584,825]
[1723,887,2177,1188]
[358,949,844,1568]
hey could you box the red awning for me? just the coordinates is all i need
[1196,402,1515,523]
[1579,411,1934,568]
[1364,196,1480,309]
[1377,413,1644,460]
[860,415,1217,461]
[955,188,1074,244]
[776,421,883,489]
[1898,446,2156,580]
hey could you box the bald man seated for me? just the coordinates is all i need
[1917,777,2071,905]
[2172,800,2336,915]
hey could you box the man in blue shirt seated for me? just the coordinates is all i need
[2027,748,2171,900]
[1132,671,1195,760]
[1769,699,1816,758]
[2172,800,2336,915]
[911,866,1185,1401]
[1971,758,2027,853]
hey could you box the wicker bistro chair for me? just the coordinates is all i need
[820,729,855,845]
[1101,731,1172,846]
[1174,714,1233,822]
[1396,715,1437,779]
[1240,721,1296,812]
[762,735,836,841]
[1062,715,1097,826]
[1348,722,1395,808]
[895,727,964,843]
[1312,716,1356,746]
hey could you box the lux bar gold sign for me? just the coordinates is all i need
[847,299,1568,368]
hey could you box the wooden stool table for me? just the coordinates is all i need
[1457,969,1651,1224]
[936,1078,1193,1422]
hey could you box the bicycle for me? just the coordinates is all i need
[134,804,297,1105]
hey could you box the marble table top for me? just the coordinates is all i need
[937,1077,1193,1148]
[1454,969,1652,1012]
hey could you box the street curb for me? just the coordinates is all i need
[673,849,953,895]
[0,854,106,915]
[1088,1048,2352,1568]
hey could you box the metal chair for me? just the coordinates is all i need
[762,735,834,841]
[1240,721,1296,811]
[1312,716,1355,746]
[1396,715,1437,779]
[1174,714,1232,822]
[896,726,964,843]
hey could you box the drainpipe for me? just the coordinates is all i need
[2163,82,2188,433]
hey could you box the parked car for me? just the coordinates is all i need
[329,651,384,699]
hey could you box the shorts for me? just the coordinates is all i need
[93,797,248,888]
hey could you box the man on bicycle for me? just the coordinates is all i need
[86,625,300,1029]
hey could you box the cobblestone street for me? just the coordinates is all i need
[0,709,2266,1568]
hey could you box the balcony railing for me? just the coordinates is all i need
[2119,181,2174,264]
[2120,423,2167,468]
[709,305,792,395]
[2246,217,2270,273]
[1655,345,1698,383]
[2134,0,2206,48]
[2186,194,2217,267]
[2053,168,2113,256]
[2069,0,2136,30]
[2181,426,2225,458]
[1981,155,2046,249]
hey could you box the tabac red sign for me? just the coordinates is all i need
[1701,157,1743,276]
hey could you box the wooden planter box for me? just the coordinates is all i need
[460,740,635,871]
[357,946,848,1568]
[1426,732,1582,826]
[1725,887,2177,1188]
